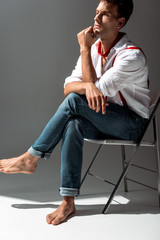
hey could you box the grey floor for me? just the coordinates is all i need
[0,180,159,240]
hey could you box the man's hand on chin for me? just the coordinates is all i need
[77,26,98,51]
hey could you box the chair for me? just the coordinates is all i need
[80,90,160,213]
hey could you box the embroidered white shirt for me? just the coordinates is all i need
[64,33,150,119]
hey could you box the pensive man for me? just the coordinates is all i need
[0,0,150,225]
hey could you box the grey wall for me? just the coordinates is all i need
[0,0,160,201]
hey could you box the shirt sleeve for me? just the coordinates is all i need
[95,50,147,97]
[64,56,82,87]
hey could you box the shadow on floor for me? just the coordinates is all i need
[0,174,160,217]
[10,190,160,217]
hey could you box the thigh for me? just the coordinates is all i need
[69,94,146,140]
[78,117,109,140]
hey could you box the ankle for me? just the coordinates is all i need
[24,152,40,162]
[63,196,75,205]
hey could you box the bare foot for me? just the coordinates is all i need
[0,152,40,174]
[46,197,76,226]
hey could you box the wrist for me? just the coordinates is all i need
[83,82,94,92]
[80,46,91,54]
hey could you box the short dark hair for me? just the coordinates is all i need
[100,0,134,25]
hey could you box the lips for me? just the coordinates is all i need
[94,24,101,30]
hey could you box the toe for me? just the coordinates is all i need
[46,214,54,224]
[52,213,66,226]
[51,217,63,226]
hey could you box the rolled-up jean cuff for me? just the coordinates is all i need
[28,147,51,160]
[59,187,80,197]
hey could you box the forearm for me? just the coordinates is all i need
[64,81,108,115]
[81,48,97,83]
[77,26,97,83]
[64,81,87,96]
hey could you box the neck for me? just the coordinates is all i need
[100,32,120,54]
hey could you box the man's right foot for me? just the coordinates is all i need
[0,152,40,174]
[46,197,76,225]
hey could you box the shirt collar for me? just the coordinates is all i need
[112,33,129,51]
[95,32,129,53]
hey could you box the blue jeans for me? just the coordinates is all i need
[28,93,147,197]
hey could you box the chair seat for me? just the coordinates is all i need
[84,138,155,147]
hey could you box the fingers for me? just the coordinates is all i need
[85,83,109,114]
[95,96,101,113]
[78,27,92,36]
[87,95,92,110]
[86,26,97,38]
[87,94,109,115]
[101,96,109,115]
[77,26,97,49]
[79,26,96,38]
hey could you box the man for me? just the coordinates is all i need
[0,0,150,225]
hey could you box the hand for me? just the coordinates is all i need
[77,26,97,51]
[85,82,109,115]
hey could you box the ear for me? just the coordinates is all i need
[117,17,126,29]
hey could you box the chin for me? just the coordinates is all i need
[94,29,101,35]
[95,30,100,36]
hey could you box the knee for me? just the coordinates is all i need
[66,93,79,100]
[65,93,81,104]
[60,93,78,111]
[65,93,86,106]
[64,118,85,137]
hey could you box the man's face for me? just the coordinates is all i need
[94,1,123,36]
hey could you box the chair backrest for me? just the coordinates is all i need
[138,90,160,145]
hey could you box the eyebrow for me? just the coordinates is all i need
[96,9,111,15]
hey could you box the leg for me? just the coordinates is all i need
[0,93,147,224]
[59,116,108,196]
[0,93,106,174]
[0,93,146,173]
[0,93,85,173]
[28,93,147,158]
[46,117,105,225]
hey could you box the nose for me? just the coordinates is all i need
[94,13,101,23]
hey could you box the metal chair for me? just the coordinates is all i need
[80,90,160,213]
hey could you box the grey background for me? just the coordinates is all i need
[0,0,160,202]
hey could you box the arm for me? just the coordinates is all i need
[94,50,148,97]
[64,26,108,114]
[77,26,97,83]
[64,81,87,96]
[64,81,108,114]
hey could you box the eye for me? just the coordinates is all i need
[103,11,110,17]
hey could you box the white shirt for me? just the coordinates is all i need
[64,33,150,119]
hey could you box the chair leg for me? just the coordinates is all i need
[80,144,103,188]
[121,146,128,192]
[153,116,160,207]
[102,145,139,214]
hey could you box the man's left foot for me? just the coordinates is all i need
[46,197,76,225]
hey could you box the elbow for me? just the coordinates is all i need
[64,88,67,97]
[64,87,69,97]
